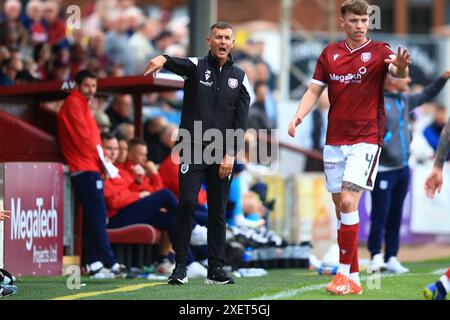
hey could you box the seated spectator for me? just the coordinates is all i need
[102,133,208,278]
[128,20,158,74]
[124,6,145,37]
[104,10,134,75]
[143,117,171,164]
[33,42,51,80]
[159,126,206,201]
[0,0,28,48]
[87,30,107,73]
[15,70,38,84]
[122,138,164,193]
[69,43,89,78]
[22,0,48,44]
[116,134,129,168]
[48,60,70,81]
[0,46,10,62]
[115,120,135,141]
[0,58,17,86]
[105,94,133,131]
[226,164,267,229]
[94,111,111,134]
[153,30,176,55]
[42,0,66,46]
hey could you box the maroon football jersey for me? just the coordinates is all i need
[312,40,394,146]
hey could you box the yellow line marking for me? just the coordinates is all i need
[52,282,165,300]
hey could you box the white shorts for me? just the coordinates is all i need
[323,143,381,193]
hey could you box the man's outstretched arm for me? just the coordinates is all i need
[144,55,197,78]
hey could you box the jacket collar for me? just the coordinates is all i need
[206,51,235,68]
[71,89,89,104]
[384,90,402,98]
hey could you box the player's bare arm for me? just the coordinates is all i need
[342,181,364,193]
[144,55,168,76]
[386,46,412,78]
[434,117,450,169]
[424,116,450,198]
[288,83,325,137]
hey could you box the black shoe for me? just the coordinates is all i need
[205,266,235,285]
[168,264,188,285]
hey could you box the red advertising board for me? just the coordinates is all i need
[2,163,64,276]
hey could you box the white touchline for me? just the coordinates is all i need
[251,271,437,300]
[251,284,328,300]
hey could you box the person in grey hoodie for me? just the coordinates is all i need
[367,70,450,274]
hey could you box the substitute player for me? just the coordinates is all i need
[288,0,411,295]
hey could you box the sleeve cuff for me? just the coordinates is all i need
[311,79,327,87]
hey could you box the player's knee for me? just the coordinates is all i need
[340,195,356,212]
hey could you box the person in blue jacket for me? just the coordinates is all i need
[367,69,450,274]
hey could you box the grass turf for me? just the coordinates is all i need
[4,257,449,300]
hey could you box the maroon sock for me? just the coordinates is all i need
[339,223,359,265]
[350,240,359,273]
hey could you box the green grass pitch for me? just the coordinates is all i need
[4,257,449,300]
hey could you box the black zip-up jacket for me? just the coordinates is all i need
[162,51,251,157]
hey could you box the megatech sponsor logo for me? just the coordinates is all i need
[329,67,367,84]
[10,197,58,251]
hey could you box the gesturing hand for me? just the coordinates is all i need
[144,56,168,76]
[385,46,412,70]
[424,166,443,199]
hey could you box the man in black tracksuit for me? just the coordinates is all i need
[144,22,251,285]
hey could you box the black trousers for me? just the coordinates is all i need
[174,162,232,268]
